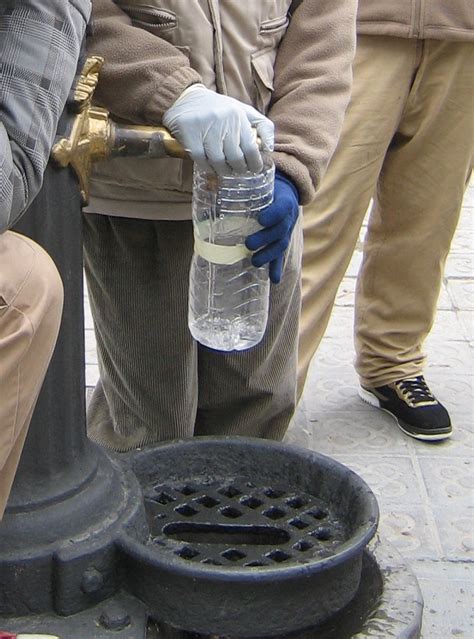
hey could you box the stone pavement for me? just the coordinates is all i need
[84,183,473,638]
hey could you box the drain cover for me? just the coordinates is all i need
[119,437,379,637]
[145,480,347,568]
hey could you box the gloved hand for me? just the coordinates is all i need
[162,84,274,175]
[245,171,300,284]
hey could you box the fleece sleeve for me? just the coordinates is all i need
[87,0,202,125]
[269,0,357,204]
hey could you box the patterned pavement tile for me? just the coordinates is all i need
[444,254,474,279]
[415,559,474,638]
[423,339,474,373]
[447,279,474,311]
[326,455,426,506]
[418,456,473,510]
[430,506,474,560]
[427,309,468,341]
[375,505,442,561]
[457,310,473,341]
[306,410,411,456]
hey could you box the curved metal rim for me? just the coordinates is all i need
[120,437,379,581]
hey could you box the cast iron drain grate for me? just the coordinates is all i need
[121,438,379,636]
[143,480,347,567]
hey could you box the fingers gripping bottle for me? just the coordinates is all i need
[188,159,275,351]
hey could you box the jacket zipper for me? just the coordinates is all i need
[412,0,424,38]
[119,5,177,28]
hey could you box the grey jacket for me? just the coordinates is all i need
[0,0,91,233]
[357,0,473,41]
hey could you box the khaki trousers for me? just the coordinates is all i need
[83,215,302,451]
[0,231,63,519]
[299,36,473,395]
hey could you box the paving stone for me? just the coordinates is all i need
[457,310,474,341]
[414,559,474,639]
[447,279,474,311]
[418,456,473,510]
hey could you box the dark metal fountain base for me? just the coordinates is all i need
[153,535,423,639]
[2,533,423,639]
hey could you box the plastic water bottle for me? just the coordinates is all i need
[188,159,275,351]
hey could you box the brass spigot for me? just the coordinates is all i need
[52,56,187,204]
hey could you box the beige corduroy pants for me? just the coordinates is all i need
[0,231,63,519]
[299,36,473,396]
[83,214,302,451]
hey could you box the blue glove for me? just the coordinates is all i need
[245,171,300,284]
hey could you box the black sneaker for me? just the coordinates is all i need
[359,376,452,441]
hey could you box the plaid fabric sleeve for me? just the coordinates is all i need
[0,0,90,232]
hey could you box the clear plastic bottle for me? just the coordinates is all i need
[188,159,275,351]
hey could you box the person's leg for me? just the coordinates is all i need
[354,40,473,438]
[0,231,63,518]
[298,36,418,397]
[83,213,198,450]
[194,217,302,441]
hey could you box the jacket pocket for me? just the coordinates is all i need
[251,47,277,113]
[260,14,289,34]
[118,4,177,33]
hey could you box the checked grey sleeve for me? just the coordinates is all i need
[0,0,91,232]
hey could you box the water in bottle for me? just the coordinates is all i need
[188,160,275,351]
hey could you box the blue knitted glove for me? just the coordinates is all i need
[245,171,300,284]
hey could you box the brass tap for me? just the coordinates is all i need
[52,56,187,204]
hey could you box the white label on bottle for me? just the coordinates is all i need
[193,233,252,265]
[193,219,256,265]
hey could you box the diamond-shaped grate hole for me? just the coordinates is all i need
[218,485,242,498]
[222,548,247,562]
[175,504,199,517]
[175,546,199,560]
[177,484,198,496]
[195,495,220,508]
[312,526,332,541]
[245,561,266,567]
[266,550,291,563]
[263,506,286,520]
[307,507,328,520]
[286,496,307,509]
[240,496,264,509]
[154,491,175,505]
[202,558,223,566]
[264,488,286,499]
[293,540,313,552]
[289,517,310,530]
[220,506,243,519]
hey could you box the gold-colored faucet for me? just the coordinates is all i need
[52,56,188,204]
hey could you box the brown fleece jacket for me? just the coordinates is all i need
[86,0,357,215]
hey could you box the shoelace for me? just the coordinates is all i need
[395,376,437,406]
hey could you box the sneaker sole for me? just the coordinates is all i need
[358,387,452,441]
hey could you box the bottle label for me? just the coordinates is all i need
[193,219,255,265]
[193,233,252,265]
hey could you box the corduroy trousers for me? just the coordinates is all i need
[299,36,473,396]
[0,231,63,519]
[83,213,302,451]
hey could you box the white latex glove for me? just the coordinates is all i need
[162,84,274,175]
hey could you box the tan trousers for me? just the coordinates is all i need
[299,36,474,396]
[83,215,302,451]
[0,231,63,519]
